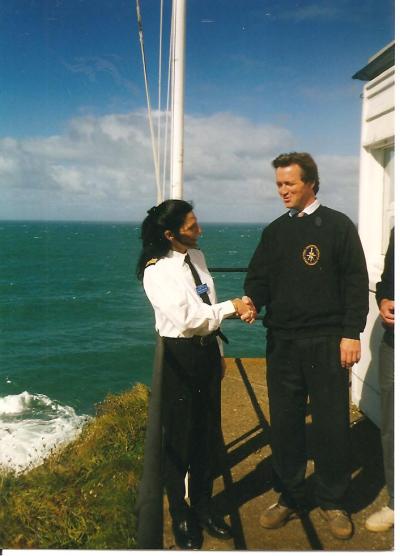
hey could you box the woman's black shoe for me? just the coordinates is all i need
[172,518,203,549]
[198,514,233,539]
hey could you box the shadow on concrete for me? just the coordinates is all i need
[213,359,325,549]
[305,415,385,514]
[211,357,273,549]
[346,417,385,513]
[212,357,386,550]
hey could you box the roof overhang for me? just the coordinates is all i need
[352,41,395,81]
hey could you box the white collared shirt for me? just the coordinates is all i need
[143,248,235,341]
[289,198,320,217]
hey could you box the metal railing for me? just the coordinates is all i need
[135,334,164,549]
[209,267,248,272]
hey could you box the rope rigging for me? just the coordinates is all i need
[135,0,175,203]
[135,0,163,203]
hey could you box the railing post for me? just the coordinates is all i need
[136,334,164,549]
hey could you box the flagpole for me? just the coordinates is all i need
[170,0,186,200]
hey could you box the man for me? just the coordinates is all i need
[365,228,394,532]
[244,152,369,540]
[137,199,255,550]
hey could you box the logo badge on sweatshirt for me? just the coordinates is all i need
[302,244,320,266]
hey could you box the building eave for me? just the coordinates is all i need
[352,41,395,81]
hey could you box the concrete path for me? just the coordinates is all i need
[163,357,394,550]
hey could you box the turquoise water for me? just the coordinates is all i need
[0,220,267,416]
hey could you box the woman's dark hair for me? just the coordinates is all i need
[272,152,320,194]
[136,199,193,280]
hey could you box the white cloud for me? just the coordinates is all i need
[64,56,139,96]
[275,0,382,25]
[0,110,360,223]
[317,154,360,221]
[299,83,360,102]
[277,2,339,22]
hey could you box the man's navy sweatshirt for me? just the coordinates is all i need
[244,205,369,340]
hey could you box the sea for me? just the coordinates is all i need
[0,220,267,472]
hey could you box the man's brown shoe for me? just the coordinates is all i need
[259,503,298,529]
[319,508,353,540]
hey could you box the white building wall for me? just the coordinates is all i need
[352,65,395,427]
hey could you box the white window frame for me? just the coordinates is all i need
[381,146,395,254]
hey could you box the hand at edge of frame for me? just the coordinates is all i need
[379,298,395,326]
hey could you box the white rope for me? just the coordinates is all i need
[157,0,164,185]
[169,0,177,198]
[135,0,162,204]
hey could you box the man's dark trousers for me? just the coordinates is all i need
[266,333,351,510]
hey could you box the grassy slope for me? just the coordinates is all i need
[0,384,149,549]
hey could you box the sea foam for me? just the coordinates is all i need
[0,391,90,473]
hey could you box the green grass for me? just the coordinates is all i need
[0,383,149,549]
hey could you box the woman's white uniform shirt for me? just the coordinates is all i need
[143,248,235,350]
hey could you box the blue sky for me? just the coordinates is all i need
[0,0,394,222]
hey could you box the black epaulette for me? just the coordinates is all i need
[145,258,159,268]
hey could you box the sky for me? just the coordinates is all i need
[0,0,395,223]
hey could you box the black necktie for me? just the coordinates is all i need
[184,253,228,343]
[184,253,212,305]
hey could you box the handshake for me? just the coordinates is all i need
[232,296,257,324]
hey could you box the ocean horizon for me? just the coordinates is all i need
[0,219,268,471]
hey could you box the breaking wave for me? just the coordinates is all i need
[0,391,90,473]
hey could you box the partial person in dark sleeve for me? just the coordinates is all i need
[365,227,394,532]
[244,152,369,540]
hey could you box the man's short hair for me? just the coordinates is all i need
[272,152,320,194]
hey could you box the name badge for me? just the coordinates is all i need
[196,283,209,295]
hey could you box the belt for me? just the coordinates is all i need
[163,328,228,347]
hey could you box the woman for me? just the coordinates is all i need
[137,200,254,549]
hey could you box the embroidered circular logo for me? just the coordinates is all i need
[302,244,320,266]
